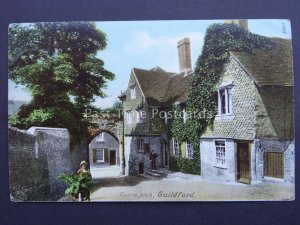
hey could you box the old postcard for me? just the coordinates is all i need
[8,19,294,202]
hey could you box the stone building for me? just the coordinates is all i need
[88,131,122,177]
[200,37,294,184]
[119,20,294,184]
[87,113,124,178]
[119,38,193,175]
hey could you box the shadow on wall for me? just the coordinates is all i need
[257,86,294,140]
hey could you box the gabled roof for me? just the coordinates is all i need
[133,67,192,107]
[127,38,293,108]
[231,38,293,86]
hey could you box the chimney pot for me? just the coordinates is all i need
[224,19,248,30]
[177,37,192,73]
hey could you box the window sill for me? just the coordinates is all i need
[213,165,227,169]
[263,176,284,182]
[215,114,234,120]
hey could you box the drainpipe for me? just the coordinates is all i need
[119,91,126,176]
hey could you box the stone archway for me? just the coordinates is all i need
[87,117,124,178]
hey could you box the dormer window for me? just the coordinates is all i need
[95,133,104,142]
[217,85,233,115]
[130,86,136,99]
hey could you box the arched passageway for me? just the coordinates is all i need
[88,130,122,178]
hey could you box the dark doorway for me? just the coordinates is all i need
[139,162,144,174]
[237,143,251,184]
[110,150,116,165]
[164,142,168,166]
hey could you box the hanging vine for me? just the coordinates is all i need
[169,23,272,174]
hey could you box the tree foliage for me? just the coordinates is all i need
[9,22,114,147]
[169,23,271,174]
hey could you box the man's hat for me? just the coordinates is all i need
[80,160,88,166]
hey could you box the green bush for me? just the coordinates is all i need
[169,156,179,172]
[178,157,200,175]
[169,155,200,175]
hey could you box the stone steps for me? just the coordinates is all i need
[145,169,169,178]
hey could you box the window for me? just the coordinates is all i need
[136,110,142,123]
[173,139,180,157]
[183,107,187,123]
[96,148,104,162]
[95,132,104,142]
[137,139,144,152]
[215,141,225,166]
[130,86,136,99]
[218,86,233,115]
[227,88,232,114]
[186,141,193,159]
[126,110,132,124]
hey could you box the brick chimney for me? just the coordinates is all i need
[224,19,248,30]
[177,37,192,73]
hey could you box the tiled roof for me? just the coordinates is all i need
[133,67,192,107]
[131,37,292,108]
[231,38,293,86]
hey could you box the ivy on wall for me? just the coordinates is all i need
[169,23,272,174]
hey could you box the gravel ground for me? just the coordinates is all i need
[90,175,294,201]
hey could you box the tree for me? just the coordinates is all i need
[9,22,115,147]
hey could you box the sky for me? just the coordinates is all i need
[8,19,292,108]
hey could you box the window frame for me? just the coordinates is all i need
[173,138,180,157]
[137,139,144,152]
[217,85,233,116]
[214,140,226,168]
[186,141,194,159]
[95,148,104,162]
[130,86,136,99]
[136,110,142,123]
[126,110,132,124]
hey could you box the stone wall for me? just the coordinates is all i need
[123,71,166,136]
[124,136,162,175]
[255,139,294,183]
[202,55,257,140]
[124,72,150,136]
[9,127,50,201]
[9,127,87,201]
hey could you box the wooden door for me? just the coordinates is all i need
[264,152,284,178]
[110,150,116,165]
[237,143,251,184]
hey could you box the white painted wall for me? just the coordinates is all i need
[200,138,236,183]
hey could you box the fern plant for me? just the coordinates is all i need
[59,172,93,197]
